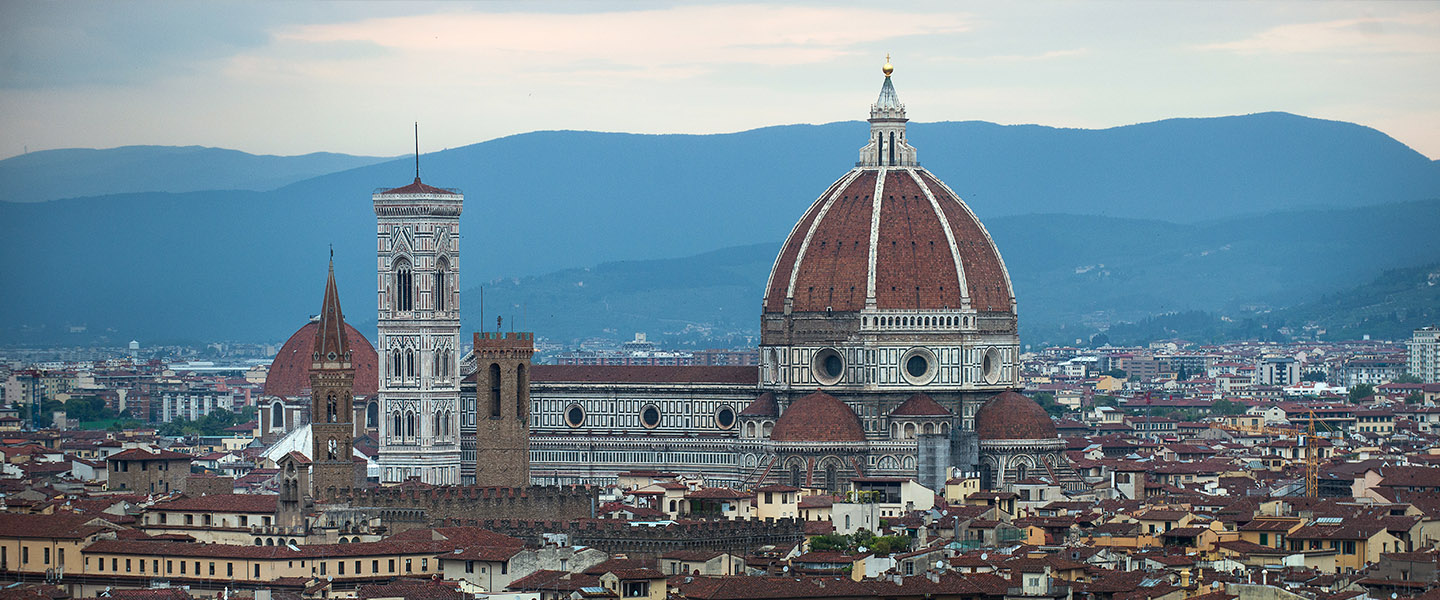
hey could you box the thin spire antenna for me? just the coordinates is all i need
[414,122,420,181]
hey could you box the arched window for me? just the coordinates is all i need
[326,393,337,423]
[391,349,401,378]
[405,411,416,437]
[366,402,378,428]
[433,410,441,436]
[1016,463,1029,482]
[489,363,502,418]
[888,131,896,165]
[392,412,401,439]
[434,257,449,312]
[406,350,415,378]
[271,403,284,429]
[516,363,528,421]
[825,462,839,493]
[394,258,413,312]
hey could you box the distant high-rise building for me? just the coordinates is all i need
[374,173,463,485]
[1410,327,1440,383]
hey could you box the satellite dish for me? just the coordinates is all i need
[981,553,987,560]
[936,560,945,569]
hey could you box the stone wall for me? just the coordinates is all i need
[445,517,806,558]
[345,485,595,524]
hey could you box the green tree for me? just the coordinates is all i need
[1104,369,1127,379]
[1348,383,1376,404]
[1092,395,1118,408]
[1033,393,1067,417]
[1211,399,1249,416]
[1302,372,1327,383]
[1405,391,1424,405]
[1395,374,1423,384]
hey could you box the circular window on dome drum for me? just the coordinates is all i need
[564,404,586,428]
[715,406,736,430]
[982,347,1002,385]
[640,405,661,429]
[812,348,845,385]
[900,347,938,385]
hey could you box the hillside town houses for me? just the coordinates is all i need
[0,330,1439,599]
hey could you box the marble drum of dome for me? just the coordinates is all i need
[758,63,1021,397]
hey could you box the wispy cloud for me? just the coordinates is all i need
[1198,11,1440,55]
[255,5,972,83]
[933,48,1089,64]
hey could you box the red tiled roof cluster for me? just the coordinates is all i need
[150,493,278,513]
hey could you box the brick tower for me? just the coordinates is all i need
[469,331,533,487]
[309,258,358,498]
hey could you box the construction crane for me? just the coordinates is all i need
[1301,409,1331,498]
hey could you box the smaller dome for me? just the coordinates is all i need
[771,391,866,443]
[975,391,1056,441]
[265,320,379,398]
[890,393,951,417]
[739,392,779,417]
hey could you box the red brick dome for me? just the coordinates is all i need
[263,320,378,398]
[974,391,1056,440]
[740,392,780,417]
[763,167,1014,314]
[771,390,866,443]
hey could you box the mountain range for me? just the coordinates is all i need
[1,112,1437,347]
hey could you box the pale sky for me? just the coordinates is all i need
[2,1,1438,160]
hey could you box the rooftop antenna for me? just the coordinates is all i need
[414,122,420,181]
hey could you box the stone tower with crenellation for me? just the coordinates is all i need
[467,331,533,487]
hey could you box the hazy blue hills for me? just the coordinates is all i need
[0,146,395,203]
[2,112,1438,346]
[472,200,1440,349]
[1094,262,1440,346]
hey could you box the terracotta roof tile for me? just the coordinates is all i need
[530,365,755,384]
[771,391,865,443]
[889,392,951,417]
[975,391,1056,440]
[264,320,378,398]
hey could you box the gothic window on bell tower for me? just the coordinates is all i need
[326,393,338,423]
[435,256,448,311]
[394,258,413,312]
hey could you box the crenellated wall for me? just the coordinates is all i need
[441,517,806,557]
[343,485,596,523]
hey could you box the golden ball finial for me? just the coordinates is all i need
[883,54,893,77]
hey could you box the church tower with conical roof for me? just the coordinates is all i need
[310,258,359,498]
[374,165,463,485]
